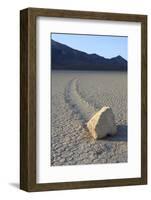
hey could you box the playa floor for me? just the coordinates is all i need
[51,70,127,166]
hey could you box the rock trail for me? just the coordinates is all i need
[51,78,127,166]
[64,78,97,123]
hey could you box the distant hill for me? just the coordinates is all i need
[51,39,127,71]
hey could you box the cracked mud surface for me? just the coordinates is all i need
[51,70,127,166]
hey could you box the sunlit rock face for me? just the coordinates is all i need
[87,106,117,139]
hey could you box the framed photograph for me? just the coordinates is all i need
[20,8,147,192]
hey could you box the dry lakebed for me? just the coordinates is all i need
[51,70,127,166]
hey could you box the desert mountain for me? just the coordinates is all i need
[51,39,127,71]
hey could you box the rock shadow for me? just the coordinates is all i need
[105,125,127,142]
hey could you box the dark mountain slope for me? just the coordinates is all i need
[51,39,127,71]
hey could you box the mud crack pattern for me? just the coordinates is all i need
[51,74,127,166]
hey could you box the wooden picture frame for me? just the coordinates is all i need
[20,7,147,192]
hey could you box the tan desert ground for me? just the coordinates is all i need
[51,70,127,166]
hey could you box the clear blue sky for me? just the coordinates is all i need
[51,33,128,60]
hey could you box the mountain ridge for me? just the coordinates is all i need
[51,39,127,71]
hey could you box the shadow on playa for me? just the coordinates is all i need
[104,125,127,142]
